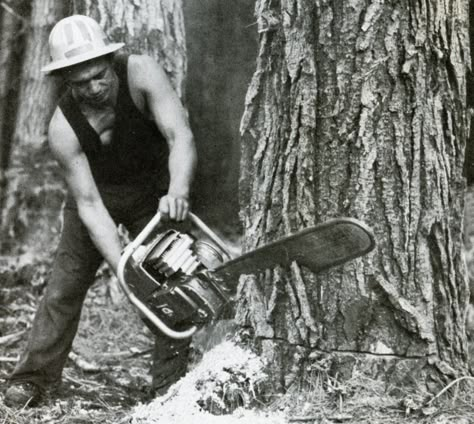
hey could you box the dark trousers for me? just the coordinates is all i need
[9,182,190,393]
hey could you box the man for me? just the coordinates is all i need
[4,15,197,407]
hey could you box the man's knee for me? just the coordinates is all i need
[42,282,86,316]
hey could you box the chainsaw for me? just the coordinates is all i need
[117,212,376,340]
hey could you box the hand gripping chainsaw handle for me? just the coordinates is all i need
[117,212,233,339]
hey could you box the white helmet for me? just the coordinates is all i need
[41,15,124,73]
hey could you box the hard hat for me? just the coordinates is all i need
[41,15,124,73]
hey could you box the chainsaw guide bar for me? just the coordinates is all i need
[214,217,376,281]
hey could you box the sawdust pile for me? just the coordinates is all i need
[130,340,286,424]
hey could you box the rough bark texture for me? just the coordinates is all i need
[0,0,67,254]
[73,0,186,97]
[238,0,470,392]
[183,0,257,228]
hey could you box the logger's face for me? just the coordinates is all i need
[64,57,117,106]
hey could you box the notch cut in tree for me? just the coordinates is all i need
[237,0,470,393]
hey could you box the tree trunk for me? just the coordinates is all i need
[0,0,68,255]
[72,0,186,97]
[238,0,470,393]
[0,1,30,176]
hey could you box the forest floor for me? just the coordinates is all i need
[3,208,474,424]
[1,254,474,424]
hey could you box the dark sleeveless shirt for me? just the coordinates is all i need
[59,54,169,188]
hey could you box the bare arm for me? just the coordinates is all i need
[48,109,122,274]
[130,55,197,220]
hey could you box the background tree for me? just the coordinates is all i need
[0,1,30,182]
[0,0,67,255]
[237,0,470,392]
[72,0,186,96]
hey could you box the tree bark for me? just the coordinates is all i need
[72,0,186,97]
[238,0,470,392]
[0,0,68,254]
[0,1,30,175]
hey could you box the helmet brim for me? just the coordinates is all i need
[41,43,125,73]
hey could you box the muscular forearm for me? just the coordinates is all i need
[78,203,122,274]
[167,131,197,198]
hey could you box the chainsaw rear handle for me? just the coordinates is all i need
[117,211,233,339]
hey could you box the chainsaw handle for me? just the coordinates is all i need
[117,212,198,340]
[132,211,232,260]
[188,213,233,261]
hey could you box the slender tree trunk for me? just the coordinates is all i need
[72,0,186,97]
[0,0,68,254]
[238,0,470,392]
[0,1,30,176]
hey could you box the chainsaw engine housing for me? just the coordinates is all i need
[123,229,230,331]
